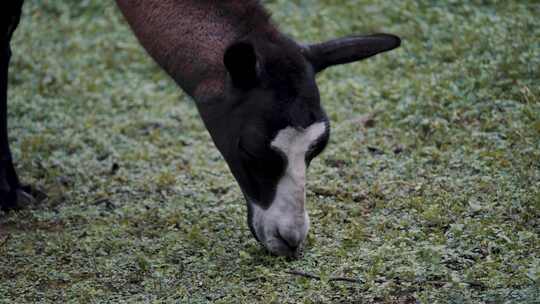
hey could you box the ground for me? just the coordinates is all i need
[0,0,539,303]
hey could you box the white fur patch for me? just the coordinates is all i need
[270,121,327,204]
[251,122,326,253]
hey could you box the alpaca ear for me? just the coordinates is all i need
[303,33,401,73]
[224,41,259,90]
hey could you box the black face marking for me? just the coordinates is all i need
[199,35,331,217]
[237,136,287,206]
[306,122,330,165]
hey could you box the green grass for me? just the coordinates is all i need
[1,0,539,303]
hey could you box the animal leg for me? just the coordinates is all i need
[0,0,35,211]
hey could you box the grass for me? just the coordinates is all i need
[1,0,539,303]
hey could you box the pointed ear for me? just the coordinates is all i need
[224,41,259,90]
[303,33,401,73]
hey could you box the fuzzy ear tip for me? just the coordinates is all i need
[223,41,259,90]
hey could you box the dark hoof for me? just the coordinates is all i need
[16,188,36,207]
[0,187,39,211]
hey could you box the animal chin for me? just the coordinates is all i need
[265,237,301,258]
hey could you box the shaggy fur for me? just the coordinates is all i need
[115,0,277,101]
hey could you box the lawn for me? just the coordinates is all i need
[1,0,539,303]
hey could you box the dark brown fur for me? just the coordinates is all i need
[115,0,277,101]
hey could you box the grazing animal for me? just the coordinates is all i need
[0,0,400,257]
